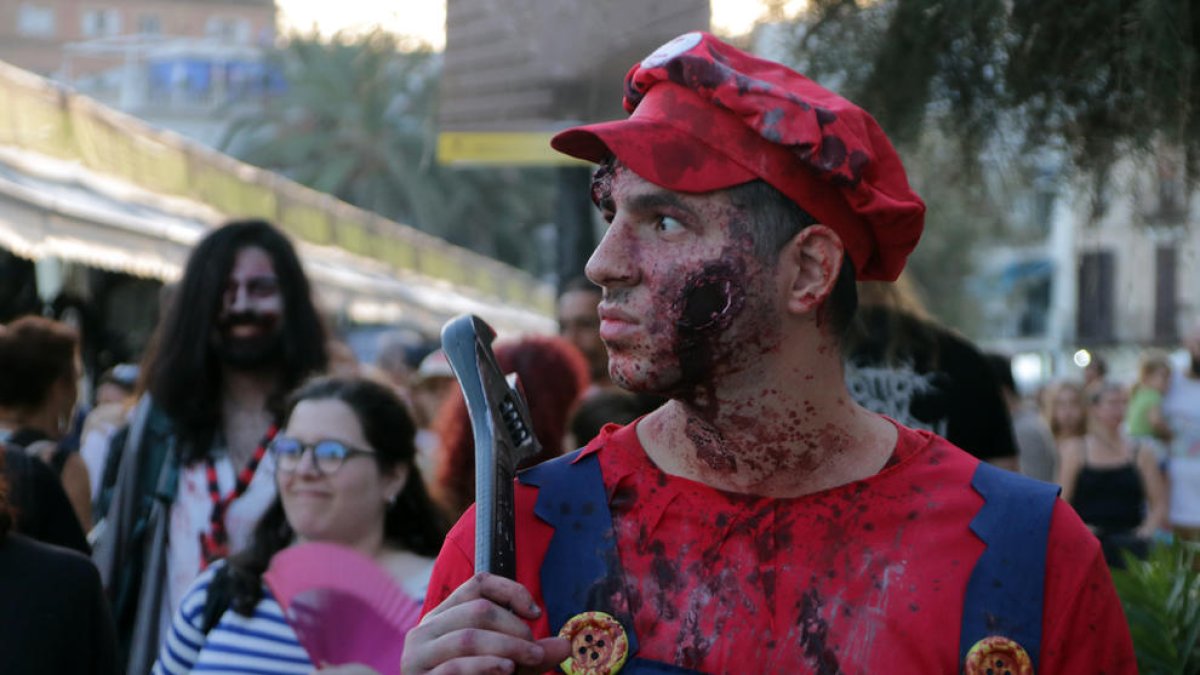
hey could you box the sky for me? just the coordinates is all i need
[275,0,808,47]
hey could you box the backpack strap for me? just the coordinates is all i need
[200,563,234,635]
[960,462,1060,672]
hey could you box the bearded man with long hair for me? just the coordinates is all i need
[93,219,328,673]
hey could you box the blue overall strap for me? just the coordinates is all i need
[959,462,1061,671]
[519,450,639,655]
[519,451,701,674]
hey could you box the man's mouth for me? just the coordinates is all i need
[598,305,638,341]
[221,313,276,336]
[228,324,265,338]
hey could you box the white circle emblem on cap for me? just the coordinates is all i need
[641,32,703,69]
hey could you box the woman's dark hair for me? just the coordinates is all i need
[139,220,329,461]
[432,335,590,519]
[0,316,77,411]
[219,375,447,618]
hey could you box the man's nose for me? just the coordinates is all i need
[228,284,251,313]
[586,221,638,289]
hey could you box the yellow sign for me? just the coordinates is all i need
[437,132,591,167]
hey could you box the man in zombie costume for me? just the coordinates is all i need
[403,33,1134,674]
[93,220,329,673]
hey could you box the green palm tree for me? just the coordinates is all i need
[220,30,555,271]
[1111,541,1200,674]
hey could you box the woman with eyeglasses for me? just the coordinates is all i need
[153,376,447,674]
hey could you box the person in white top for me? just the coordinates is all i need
[1162,319,1200,535]
[153,375,447,675]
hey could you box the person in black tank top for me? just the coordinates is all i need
[1058,381,1169,566]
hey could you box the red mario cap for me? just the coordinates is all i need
[551,32,925,282]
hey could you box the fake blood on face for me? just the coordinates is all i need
[677,265,742,331]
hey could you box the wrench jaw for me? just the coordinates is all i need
[441,315,543,579]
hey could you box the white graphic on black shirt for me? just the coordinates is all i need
[844,362,948,437]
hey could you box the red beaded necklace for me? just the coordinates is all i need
[199,424,278,567]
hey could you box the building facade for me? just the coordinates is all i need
[2,0,277,147]
[979,150,1197,386]
[2,0,275,77]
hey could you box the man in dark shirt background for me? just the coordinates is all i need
[845,279,1019,469]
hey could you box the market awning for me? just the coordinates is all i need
[0,146,553,335]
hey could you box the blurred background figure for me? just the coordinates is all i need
[0,452,117,675]
[987,353,1058,483]
[1163,318,1200,540]
[153,376,445,674]
[431,335,589,520]
[79,364,139,507]
[408,349,457,480]
[95,364,140,406]
[558,277,614,397]
[1,434,89,554]
[1044,380,1088,450]
[568,390,665,450]
[93,219,330,674]
[373,328,429,395]
[1058,382,1167,567]
[1084,356,1109,392]
[1126,353,1173,449]
[326,338,361,377]
[0,316,93,532]
[845,279,1018,469]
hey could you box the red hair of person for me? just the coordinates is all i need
[431,334,590,519]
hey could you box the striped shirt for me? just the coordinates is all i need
[152,561,313,675]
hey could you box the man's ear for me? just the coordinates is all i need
[779,225,844,316]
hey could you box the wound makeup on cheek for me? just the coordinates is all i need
[676,264,744,332]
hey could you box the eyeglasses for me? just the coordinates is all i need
[270,436,375,476]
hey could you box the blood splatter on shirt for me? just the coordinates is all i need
[424,422,1135,674]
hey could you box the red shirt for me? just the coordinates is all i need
[424,422,1135,674]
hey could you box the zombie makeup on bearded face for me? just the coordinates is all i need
[213,246,285,370]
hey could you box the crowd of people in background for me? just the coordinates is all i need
[0,25,1181,673]
[2,214,1186,673]
[0,219,667,674]
[994,330,1200,567]
[0,211,1190,673]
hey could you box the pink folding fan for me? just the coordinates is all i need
[264,542,422,674]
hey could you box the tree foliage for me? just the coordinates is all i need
[792,0,1200,181]
[220,30,555,272]
[1111,541,1200,674]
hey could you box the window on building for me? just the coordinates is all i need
[137,14,162,35]
[1017,276,1052,338]
[1077,250,1115,344]
[1155,246,1178,343]
[205,16,252,43]
[16,4,56,37]
[82,8,122,37]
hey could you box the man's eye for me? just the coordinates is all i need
[656,215,684,233]
[247,278,279,297]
